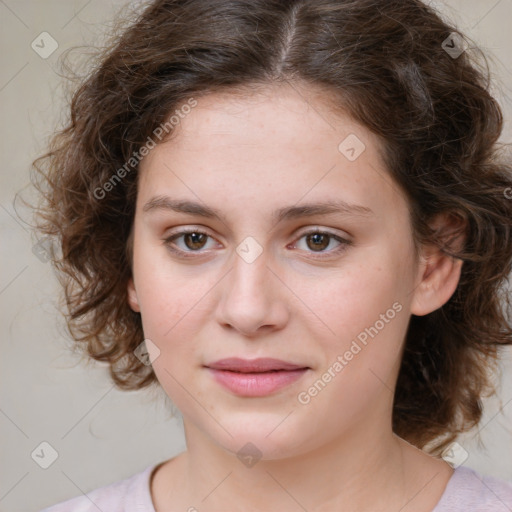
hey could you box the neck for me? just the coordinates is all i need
[174,422,414,511]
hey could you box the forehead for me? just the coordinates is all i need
[162,82,367,152]
[137,83,409,225]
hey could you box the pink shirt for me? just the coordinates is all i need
[39,463,512,511]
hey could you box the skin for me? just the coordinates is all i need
[127,81,462,512]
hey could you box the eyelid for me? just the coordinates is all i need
[294,225,351,239]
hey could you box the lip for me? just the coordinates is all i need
[205,358,310,397]
[206,357,308,372]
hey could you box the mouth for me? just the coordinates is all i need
[205,357,310,373]
[204,358,310,396]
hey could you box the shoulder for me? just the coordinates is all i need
[38,464,159,512]
[433,465,512,511]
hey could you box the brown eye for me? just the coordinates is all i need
[163,228,217,258]
[182,232,208,250]
[293,229,351,258]
[305,233,330,252]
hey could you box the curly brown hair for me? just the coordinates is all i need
[31,0,512,456]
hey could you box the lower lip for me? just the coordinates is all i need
[207,368,308,397]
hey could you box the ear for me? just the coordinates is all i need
[127,277,141,312]
[410,213,466,316]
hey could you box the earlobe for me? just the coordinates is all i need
[127,277,141,312]
[410,213,466,317]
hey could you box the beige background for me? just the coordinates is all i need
[1,1,511,511]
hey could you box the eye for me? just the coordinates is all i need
[163,227,351,259]
[163,228,218,258]
[291,229,351,258]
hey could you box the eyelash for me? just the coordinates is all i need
[162,227,352,260]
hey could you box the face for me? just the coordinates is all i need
[127,82,429,460]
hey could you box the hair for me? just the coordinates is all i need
[31,0,512,456]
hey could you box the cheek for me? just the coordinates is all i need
[295,258,400,335]
[132,257,223,382]
[294,263,408,430]
[131,228,201,336]
[136,277,203,350]
[295,250,411,389]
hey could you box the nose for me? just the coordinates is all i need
[215,246,289,338]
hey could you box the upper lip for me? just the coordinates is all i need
[205,358,309,373]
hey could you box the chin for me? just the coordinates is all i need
[209,421,315,462]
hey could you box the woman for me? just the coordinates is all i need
[34,0,512,510]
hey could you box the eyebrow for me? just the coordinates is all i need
[142,196,374,223]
